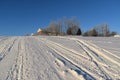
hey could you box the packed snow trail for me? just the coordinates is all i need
[0,36,120,80]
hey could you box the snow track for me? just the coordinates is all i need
[0,36,120,80]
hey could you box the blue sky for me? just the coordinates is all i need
[0,0,120,36]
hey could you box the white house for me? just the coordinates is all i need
[31,33,34,36]
[37,28,42,35]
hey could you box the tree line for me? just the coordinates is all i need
[83,24,117,37]
[42,17,81,36]
[26,17,117,37]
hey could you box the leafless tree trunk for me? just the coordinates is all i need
[65,17,80,35]
[94,24,109,36]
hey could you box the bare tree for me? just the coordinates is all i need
[46,21,63,36]
[65,17,80,35]
[67,27,72,35]
[88,29,98,36]
[44,17,81,36]
[94,24,110,36]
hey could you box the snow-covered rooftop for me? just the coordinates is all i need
[37,28,42,33]
[31,33,34,36]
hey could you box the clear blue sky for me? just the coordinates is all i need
[0,0,120,36]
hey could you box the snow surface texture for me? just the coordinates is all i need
[0,36,120,80]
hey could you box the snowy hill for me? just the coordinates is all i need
[0,36,120,80]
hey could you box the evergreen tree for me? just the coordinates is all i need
[76,28,81,35]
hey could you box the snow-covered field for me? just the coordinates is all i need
[0,36,120,80]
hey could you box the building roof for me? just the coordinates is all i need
[37,28,42,33]
[31,33,34,36]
